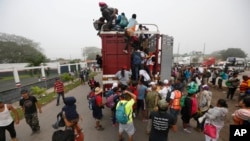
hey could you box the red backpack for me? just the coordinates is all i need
[191,96,198,116]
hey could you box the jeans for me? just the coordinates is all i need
[132,64,140,81]
[170,108,180,123]
[56,92,65,105]
[0,121,16,141]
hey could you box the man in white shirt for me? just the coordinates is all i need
[158,80,170,100]
[139,69,151,87]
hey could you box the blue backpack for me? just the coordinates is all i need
[119,15,128,27]
[221,72,228,80]
[116,101,130,124]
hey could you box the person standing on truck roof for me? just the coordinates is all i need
[115,66,132,87]
[123,14,138,54]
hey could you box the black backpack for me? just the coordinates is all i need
[165,88,174,103]
[52,129,75,141]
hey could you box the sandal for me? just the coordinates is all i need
[96,126,104,131]
[95,125,103,128]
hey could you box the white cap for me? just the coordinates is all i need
[163,79,169,84]
[149,81,156,86]
[111,82,118,89]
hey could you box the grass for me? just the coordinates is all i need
[0,74,36,81]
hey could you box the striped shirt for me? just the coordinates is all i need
[54,81,64,93]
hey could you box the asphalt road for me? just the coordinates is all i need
[6,73,213,141]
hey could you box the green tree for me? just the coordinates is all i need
[0,33,47,63]
[219,48,247,60]
[82,46,101,60]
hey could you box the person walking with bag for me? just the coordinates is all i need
[0,98,19,141]
[198,99,228,141]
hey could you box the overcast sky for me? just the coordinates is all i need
[0,0,249,60]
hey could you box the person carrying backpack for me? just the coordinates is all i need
[116,90,137,141]
[181,82,198,134]
[116,12,128,29]
[194,85,212,132]
[92,87,105,131]
[226,72,240,100]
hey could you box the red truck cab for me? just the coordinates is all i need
[202,57,216,67]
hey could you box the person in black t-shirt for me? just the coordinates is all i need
[19,89,42,135]
[147,99,177,141]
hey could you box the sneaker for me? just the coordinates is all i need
[183,128,192,133]
[133,113,136,118]
[198,116,205,124]
[123,50,128,54]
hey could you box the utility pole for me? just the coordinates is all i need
[203,43,206,62]
[177,43,180,63]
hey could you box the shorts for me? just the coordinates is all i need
[119,122,135,136]
[93,107,103,120]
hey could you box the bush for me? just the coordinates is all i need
[60,73,74,82]
[30,86,47,98]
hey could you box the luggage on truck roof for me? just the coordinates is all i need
[99,23,160,35]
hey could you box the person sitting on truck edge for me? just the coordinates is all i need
[123,14,138,54]
[138,24,150,50]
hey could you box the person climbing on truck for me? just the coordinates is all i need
[123,14,138,54]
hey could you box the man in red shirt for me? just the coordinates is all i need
[54,78,65,106]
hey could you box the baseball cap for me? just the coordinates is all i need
[20,89,28,94]
[149,81,156,86]
[163,79,169,84]
[158,99,169,111]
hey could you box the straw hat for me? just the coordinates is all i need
[94,87,103,95]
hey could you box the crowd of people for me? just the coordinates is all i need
[83,62,250,141]
[0,66,249,141]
